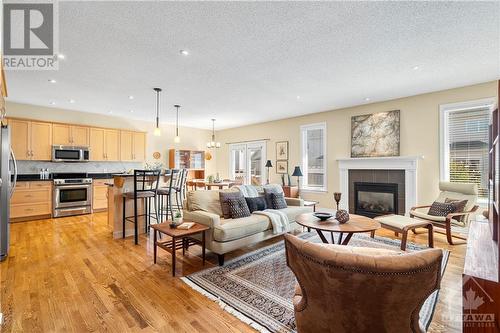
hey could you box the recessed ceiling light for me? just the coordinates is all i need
[108,110,113,114]
[49,101,56,105]
[57,54,65,60]
[179,50,189,56]
[413,65,420,70]
[130,109,134,113]
[128,95,134,100]
[296,95,301,100]
[69,99,75,103]
[48,79,56,83]
[364,97,371,101]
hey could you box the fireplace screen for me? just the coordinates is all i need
[354,182,398,218]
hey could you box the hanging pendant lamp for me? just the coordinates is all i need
[174,104,181,143]
[153,88,162,136]
[206,119,221,148]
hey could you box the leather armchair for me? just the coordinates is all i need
[284,234,443,333]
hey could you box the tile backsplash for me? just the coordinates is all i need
[18,161,143,174]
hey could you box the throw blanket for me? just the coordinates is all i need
[253,210,290,234]
[235,185,259,198]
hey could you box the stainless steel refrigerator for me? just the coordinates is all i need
[0,124,17,261]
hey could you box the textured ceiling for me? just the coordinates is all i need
[5,1,500,129]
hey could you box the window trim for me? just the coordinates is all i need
[300,122,327,192]
[439,98,495,202]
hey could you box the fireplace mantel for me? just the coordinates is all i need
[337,156,423,214]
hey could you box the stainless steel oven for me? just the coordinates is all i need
[53,173,92,217]
[52,145,89,162]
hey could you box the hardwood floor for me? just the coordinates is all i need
[0,212,465,332]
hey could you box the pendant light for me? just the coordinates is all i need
[153,87,162,136]
[174,104,181,143]
[206,118,221,148]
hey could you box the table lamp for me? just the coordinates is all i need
[265,160,273,184]
[292,166,303,198]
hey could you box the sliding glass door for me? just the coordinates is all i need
[229,141,266,185]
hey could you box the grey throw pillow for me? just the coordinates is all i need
[264,187,282,208]
[228,197,251,219]
[245,196,267,213]
[219,191,244,219]
[428,201,455,217]
[271,193,287,209]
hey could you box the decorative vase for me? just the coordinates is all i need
[334,192,342,210]
[336,209,349,224]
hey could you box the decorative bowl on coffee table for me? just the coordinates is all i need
[313,212,333,221]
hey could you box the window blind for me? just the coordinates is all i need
[448,107,490,197]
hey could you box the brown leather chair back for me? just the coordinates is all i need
[284,234,443,333]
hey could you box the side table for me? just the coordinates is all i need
[151,222,210,276]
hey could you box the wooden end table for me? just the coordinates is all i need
[296,212,380,245]
[151,222,210,276]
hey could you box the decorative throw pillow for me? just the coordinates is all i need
[445,198,468,221]
[264,187,282,208]
[227,197,251,219]
[219,191,244,219]
[271,193,288,209]
[428,201,455,217]
[245,197,267,213]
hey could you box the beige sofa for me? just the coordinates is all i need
[183,185,313,265]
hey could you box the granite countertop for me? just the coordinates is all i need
[15,173,120,182]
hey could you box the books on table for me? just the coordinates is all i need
[177,222,195,230]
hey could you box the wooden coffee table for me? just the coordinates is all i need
[151,222,210,276]
[295,212,381,245]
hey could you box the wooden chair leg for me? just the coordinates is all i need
[370,230,375,238]
[395,231,399,237]
[427,224,434,248]
[445,220,455,245]
[400,231,408,251]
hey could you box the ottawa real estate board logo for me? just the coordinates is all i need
[2,1,59,70]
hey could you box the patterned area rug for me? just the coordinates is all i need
[182,233,450,333]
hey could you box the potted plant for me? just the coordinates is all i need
[173,210,183,224]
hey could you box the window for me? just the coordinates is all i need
[440,99,495,200]
[301,123,327,191]
[229,141,266,185]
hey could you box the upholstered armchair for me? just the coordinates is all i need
[284,234,443,333]
[410,181,479,245]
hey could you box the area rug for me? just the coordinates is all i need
[182,233,450,333]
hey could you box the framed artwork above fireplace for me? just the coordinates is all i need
[351,110,400,157]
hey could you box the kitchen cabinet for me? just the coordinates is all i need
[119,131,133,161]
[120,131,146,161]
[93,179,111,211]
[132,132,146,161]
[53,124,89,146]
[104,129,120,161]
[10,119,30,160]
[89,128,105,161]
[10,181,52,221]
[10,119,52,160]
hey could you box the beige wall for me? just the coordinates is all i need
[5,102,215,174]
[216,81,498,208]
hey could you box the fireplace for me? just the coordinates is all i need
[354,182,398,218]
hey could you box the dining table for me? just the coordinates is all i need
[187,179,236,190]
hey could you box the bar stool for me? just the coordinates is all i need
[122,169,160,245]
[157,169,180,222]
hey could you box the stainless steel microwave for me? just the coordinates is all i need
[52,145,90,162]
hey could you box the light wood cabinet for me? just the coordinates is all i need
[120,131,146,161]
[133,132,146,161]
[105,129,120,161]
[93,179,111,211]
[53,124,89,146]
[10,119,30,160]
[120,131,133,161]
[10,181,52,221]
[10,119,52,160]
[89,128,105,161]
